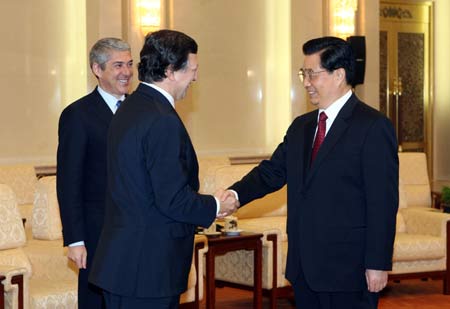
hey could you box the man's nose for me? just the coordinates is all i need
[123,65,133,76]
[302,76,311,87]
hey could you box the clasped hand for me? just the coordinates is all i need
[215,188,239,218]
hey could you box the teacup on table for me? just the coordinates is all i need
[223,216,240,235]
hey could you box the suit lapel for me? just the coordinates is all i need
[305,94,358,186]
[88,87,113,126]
[301,113,318,177]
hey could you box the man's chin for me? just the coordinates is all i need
[309,99,319,106]
[117,86,130,94]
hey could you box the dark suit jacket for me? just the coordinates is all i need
[57,87,112,255]
[89,83,217,298]
[230,94,399,292]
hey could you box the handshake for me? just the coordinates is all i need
[215,188,240,218]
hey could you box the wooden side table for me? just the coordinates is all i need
[205,232,263,309]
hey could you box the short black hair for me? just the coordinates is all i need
[138,30,198,83]
[302,36,356,86]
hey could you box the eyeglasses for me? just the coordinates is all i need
[298,68,327,83]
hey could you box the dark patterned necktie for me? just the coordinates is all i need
[116,100,122,109]
[311,112,328,163]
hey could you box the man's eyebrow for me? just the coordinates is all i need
[112,60,132,64]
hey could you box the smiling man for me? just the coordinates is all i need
[57,37,133,309]
[217,36,399,309]
[89,30,238,308]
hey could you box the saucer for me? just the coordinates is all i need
[199,231,221,237]
[222,229,243,236]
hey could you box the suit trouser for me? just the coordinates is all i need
[103,290,180,309]
[78,268,104,309]
[292,262,378,309]
[79,220,104,309]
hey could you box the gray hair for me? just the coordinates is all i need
[89,37,131,70]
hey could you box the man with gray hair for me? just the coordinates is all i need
[57,37,133,308]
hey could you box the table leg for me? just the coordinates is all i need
[0,275,5,309]
[253,239,262,309]
[11,275,24,309]
[206,248,216,309]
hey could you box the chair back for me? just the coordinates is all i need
[32,176,63,240]
[398,152,431,208]
[0,164,37,206]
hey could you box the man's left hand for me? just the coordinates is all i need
[365,269,388,292]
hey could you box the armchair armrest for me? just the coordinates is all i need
[401,208,450,237]
[0,265,28,309]
[23,245,78,281]
[193,235,208,302]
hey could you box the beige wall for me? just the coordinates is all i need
[0,0,87,165]
[433,0,450,180]
[163,0,292,156]
[354,0,380,109]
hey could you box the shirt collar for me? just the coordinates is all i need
[318,89,352,122]
[97,86,125,114]
[142,82,175,108]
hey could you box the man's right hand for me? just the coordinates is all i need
[215,188,239,217]
[67,245,87,269]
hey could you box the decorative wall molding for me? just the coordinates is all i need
[380,6,413,20]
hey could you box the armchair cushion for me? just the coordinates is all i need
[29,280,77,309]
[32,176,63,240]
[393,233,445,261]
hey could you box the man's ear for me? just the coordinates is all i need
[92,63,102,78]
[335,68,346,81]
[165,65,176,81]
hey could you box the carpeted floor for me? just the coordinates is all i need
[200,279,450,308]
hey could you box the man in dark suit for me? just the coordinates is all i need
[218,37,399,308]
[57,37,133,308]
[89,30,238,308]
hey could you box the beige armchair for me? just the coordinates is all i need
[390,152,450,294]
[0,182,78,309]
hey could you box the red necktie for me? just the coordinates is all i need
[311,112,328,163]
